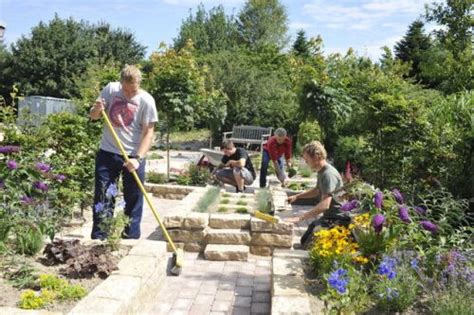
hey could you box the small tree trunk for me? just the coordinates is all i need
[166,120,170,181]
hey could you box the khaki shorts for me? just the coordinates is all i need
[215,167,254,186]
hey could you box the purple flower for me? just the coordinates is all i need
[117,200,126,209]
[36,162,51,173]
[328,268,349,294]
[0,145,21,154]
[398,206,411,223]
[386,287,399,300]
[20,196,34,204]
[6,160,18,170]
[372,214,385,233]
[33,181,49,192]
[378,256,397,280]
[374,191,383,209]
[392,189,404,204]
[106,183,118,198]
[410,258,419,270]
[340,199,359,212]
[94,202,105,213]
[420,220,438,234]
[414,205,427,216]
[54,174,66,182]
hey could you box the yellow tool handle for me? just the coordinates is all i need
[101,110,178,253]
[254,210,279,223]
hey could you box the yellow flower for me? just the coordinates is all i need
[353,255,369,264]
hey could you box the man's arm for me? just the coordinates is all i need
[124,123,155,172]
[226,158,246,168]
[298,193,332,221]
[287,187,320,203]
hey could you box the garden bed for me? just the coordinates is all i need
[0,240,131,313]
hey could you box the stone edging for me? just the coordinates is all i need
[69,240,168,314]
[271,249,324,315]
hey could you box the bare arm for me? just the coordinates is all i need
[226,158,246,168]
[286,193,332,223]
[124,123,155,172]
[287,187,320,203]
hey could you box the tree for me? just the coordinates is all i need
[292,30,310,58]
[419,0,473,93]
[394,20,431,80]
[93,22,146,66]
[145,42,208,178]
[237,0,289,51]
[8,15,145,98]
[173,4,238,53]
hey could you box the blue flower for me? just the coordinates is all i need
[328,268,349,294]
[410,258,419,270]
[117,200,126,209]
[106,183,118,198]
[386,287,399,301]
[378,256,397,280]
[94,202,105,213]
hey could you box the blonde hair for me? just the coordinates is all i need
[120,64,142,84]
[303,141,327,160]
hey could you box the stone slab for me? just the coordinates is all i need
[250,218,293,235]
[271,296,312,315]
[209,213,251,229]
[204,244,249,261]
[206,229,251,245]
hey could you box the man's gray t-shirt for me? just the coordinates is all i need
[98,82,158,155]
[316,163,344,218]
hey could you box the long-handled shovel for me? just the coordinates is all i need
[101,110,183,276]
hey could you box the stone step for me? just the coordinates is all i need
[209,213,251,229]
[206,228,251,245]
[204,244,249,261]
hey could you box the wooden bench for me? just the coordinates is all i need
[223,125,272,152]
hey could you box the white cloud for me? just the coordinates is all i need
[289,22,313,30]
[303,0,428,31]
[161,0,244,6]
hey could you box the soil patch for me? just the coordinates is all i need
[0,242,130,313]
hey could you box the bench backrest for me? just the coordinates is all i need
[232,125,272,140]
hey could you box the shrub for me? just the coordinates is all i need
[236,207,248,214]
[297,120,322,147]
[146,171,167,184]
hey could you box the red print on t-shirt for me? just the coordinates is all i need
[109,96,138,134]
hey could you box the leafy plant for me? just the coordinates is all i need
[100,210,130,251]
[218,207,228,213]
[220,198,230,204]
[236,200,247,206]
[236,207,248,214]
[4,259,38,289]
[11,221,44,256]
[255,189,272,213]
[298,165,313,178]
[193,186,220,213]
[146,171,167,184]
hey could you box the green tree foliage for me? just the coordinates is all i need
[173,4,238,53]
[292,30,310,58]
[145,42,208,177]
[201,47,298,134]
[420,0,473,93]
[7,15,145,99]
[237,0,289,51]
[394,20,431,80]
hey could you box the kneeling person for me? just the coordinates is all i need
[214,140,256,193]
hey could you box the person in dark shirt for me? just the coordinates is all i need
[260,127,292,188]
[214,140,256,193]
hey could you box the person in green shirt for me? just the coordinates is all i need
[286,141,350,247]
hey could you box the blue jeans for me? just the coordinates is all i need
[91,149,146,240]
[259,150,284,188]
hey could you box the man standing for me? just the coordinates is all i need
[260,127,292,188]
[214,140,256,193]
[285,141,349,247]
[89,65,158,239]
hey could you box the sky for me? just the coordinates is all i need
[0,0,436,60]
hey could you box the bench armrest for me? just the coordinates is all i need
[223,131,233,140]
[261,133,271,141]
